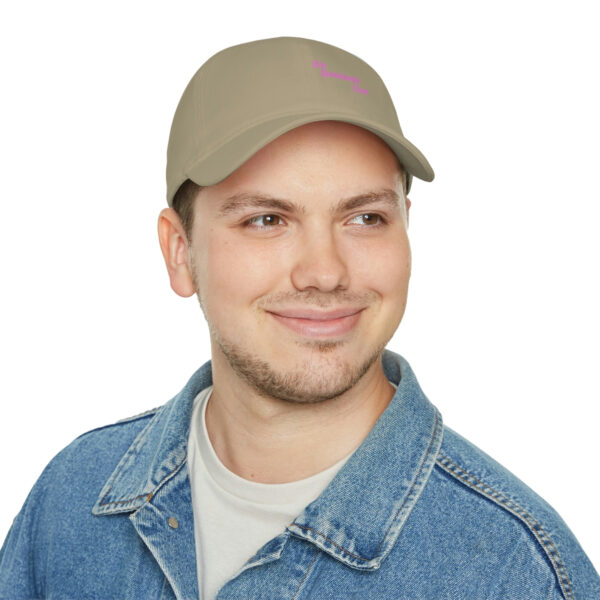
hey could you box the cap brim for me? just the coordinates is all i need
[181,112,434,198]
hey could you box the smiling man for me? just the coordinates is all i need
[1,36,598,600]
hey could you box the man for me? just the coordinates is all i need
[0,35,598,600]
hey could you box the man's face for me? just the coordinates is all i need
[186,120,411,403]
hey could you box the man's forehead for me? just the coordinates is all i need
[193,121,406,205]
[236,120,408,189]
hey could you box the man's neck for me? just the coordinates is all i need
[204,354,395,484]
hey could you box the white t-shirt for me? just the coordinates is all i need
[187,386,354,600]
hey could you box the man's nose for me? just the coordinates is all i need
[289,227,350,292]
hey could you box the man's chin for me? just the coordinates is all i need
[252,374,358,405]
[217,336,384,405]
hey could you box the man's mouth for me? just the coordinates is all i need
[266,307,365,338]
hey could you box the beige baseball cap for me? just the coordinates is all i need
[166,36,434,206]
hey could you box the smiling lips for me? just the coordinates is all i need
[267,307,365,338]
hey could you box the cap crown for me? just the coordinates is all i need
[167,36,433,205]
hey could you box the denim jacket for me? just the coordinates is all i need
[1,350,598,599]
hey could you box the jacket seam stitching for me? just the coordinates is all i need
[291,550,320,600]
[98,492,153,508]
[435,453,574,600]
[292,409,442,563]
[98,456,184,508]
[292,524,366,561]
[98,452,185,508]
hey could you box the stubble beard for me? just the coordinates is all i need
[212,327,387,404]
[194,295,387,405]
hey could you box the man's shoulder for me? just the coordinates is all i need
[8,403,166,521]
[437,425,560,523]
[56,405,163,466]
[26,406,164,502]
[83,405,161,434]
[430,426,599,599]
[0,404,174,597]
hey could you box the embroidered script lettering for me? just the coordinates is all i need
[312,60,368,94]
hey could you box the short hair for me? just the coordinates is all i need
[172,179,203,242]
[172,161,407,242]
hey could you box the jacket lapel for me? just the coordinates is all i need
[92,361,214,598]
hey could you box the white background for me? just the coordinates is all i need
[1,0,598,575]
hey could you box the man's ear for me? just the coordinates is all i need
[157,208,196,297]
[405,197,411,228]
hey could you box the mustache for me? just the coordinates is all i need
[257,290,377,309]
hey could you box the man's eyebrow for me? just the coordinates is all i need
[216,193,303,217]
[331,188,401,213]
[216,188,401,217]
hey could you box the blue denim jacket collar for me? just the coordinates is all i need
[92,362,211,517]
[288,352,443,571]
[91,350,443,591]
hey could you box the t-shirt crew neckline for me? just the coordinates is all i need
[197,386,355,505]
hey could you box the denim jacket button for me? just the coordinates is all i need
[168,517,179,529]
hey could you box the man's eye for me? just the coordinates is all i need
[245,214,284,228]
[347,213,383,226]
